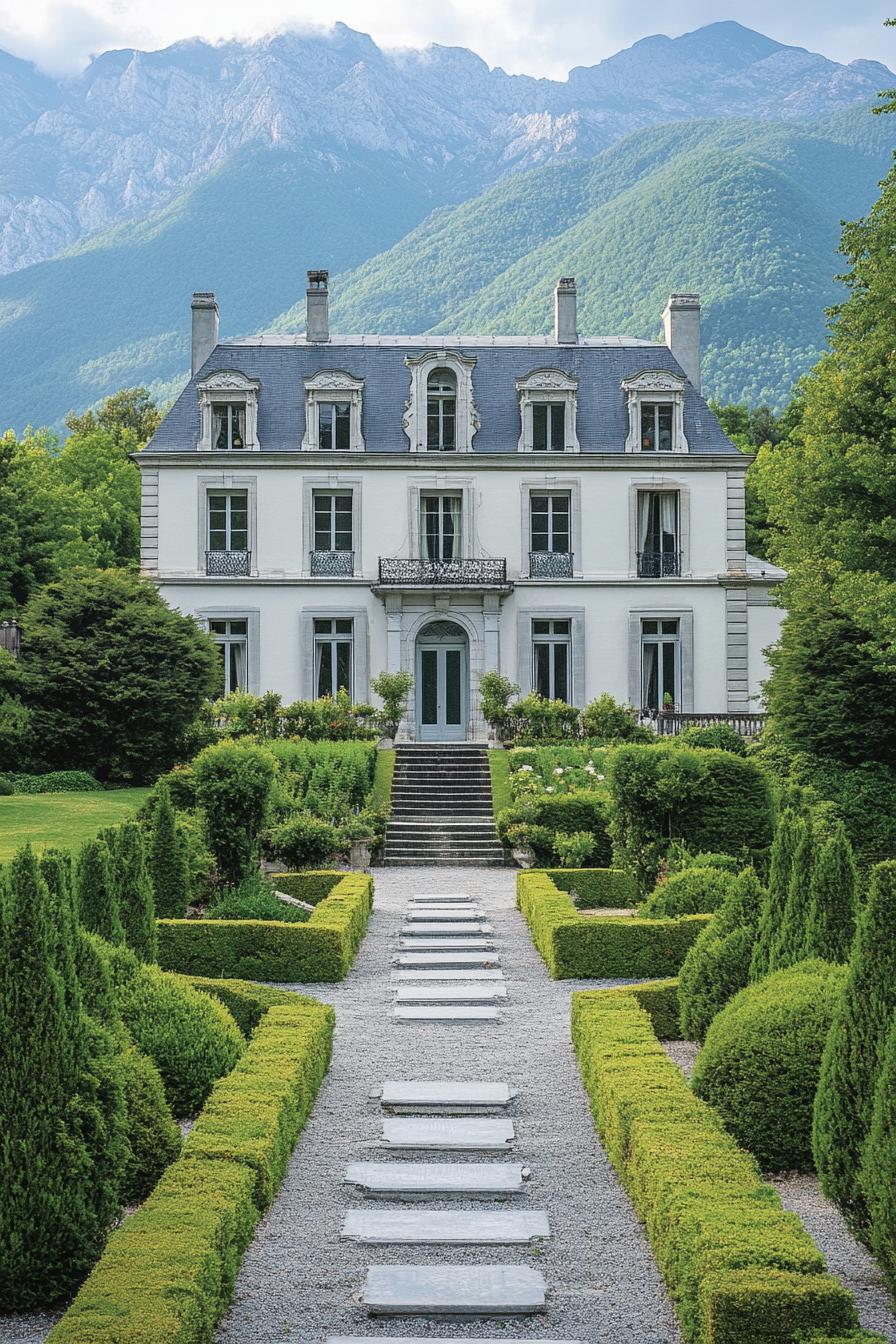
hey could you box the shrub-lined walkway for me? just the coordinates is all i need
[214,866,682,1342]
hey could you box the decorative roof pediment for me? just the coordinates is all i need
[304,368,364,393]
[405,349,477,372]
[516,367,579,393]
[621,369,687,396]
[196,368,260,394]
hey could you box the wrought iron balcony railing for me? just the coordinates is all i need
[529,550,574,579]
[637,549,682,578]
[206,549,251,577]
[377,557,507,586]
[310,549,355,577]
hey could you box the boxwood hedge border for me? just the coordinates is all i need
[518,870,709,978]
[571,987,863,1344]
[157,872,373,982]
[47,984,334,1344]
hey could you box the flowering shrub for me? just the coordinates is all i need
[553,831,597,868]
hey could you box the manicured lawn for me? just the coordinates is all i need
[0,788,152,862]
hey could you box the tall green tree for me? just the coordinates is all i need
[17,567,219,780]
[769,815,815,970]
[813,860,896,1235]
[193,740,277,885]
[753,115,896,759]
[148,780,190,919]
[861,1008,896,1293]
[805,823,858,963]
[0,846,127,1308]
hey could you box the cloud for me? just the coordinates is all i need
[0,0,891,78]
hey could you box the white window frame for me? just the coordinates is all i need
[426,370,457,451]
[302,370,365,452]
[197,607,261,695]
[531,618,572,703]
[420,492,463,561]
[207,489,249,553]
[640,617,681,712]
[529,491,571,555]
[622,370,688,454]
[196,370,260,451]
[300,608,369,702]
[313,617,354,699]
[313,490,353,553]
[516,368,579,453]
[404,350,478,453]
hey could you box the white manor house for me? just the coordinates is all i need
[138,273,784,742]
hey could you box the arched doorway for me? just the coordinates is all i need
[415,620,469,741]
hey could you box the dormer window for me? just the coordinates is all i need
[516,368,579,453]
[302,371,364,451]
[404,350,478,453]
[196,370,260,451]
[427,370,457,451]
[214,403,245,451]
[622,371,688,454]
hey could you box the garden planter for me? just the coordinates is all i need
[512,845,536,869]
[350,841,373,870]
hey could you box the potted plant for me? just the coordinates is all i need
[370,669,413,746]
[478,670,520,745]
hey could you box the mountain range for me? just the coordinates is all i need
[0,20,893,429]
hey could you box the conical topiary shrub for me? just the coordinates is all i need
[769,815,814,971]
[74,836,123,944]
[861,1010,896,1294]
[678,867,767,1041]
[750,807,798,980]
[805,823,858,964]
[813,860,896,1236]
[148,780,190,918]
[0,846,127,1309]
[109,821,157,963]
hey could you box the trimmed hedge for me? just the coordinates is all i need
[586,978,681,1040]
[542,867,638,909]
[265,870,343,904]
[518,871,708,979]
[46,994,333,1344]
[183,977,296,1037]
[571,989,860,1344]
[369,747,396,815]
[158,873,373,982]
[642,867,733,919]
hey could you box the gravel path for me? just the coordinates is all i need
[215,866,683,1344]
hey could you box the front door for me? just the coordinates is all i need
[416,623,468,741]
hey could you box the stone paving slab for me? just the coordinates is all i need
[381,1117,515,1150]
[362,1264,547,1316]
[409,893,473,901]
[390,968,506,981]
[396,951,501,968]
[394,1005,501,1024]
[342,1209,550,1245]
[344,1161,529,1199]
[394,984,507,1005]
[403,910,487,923]
[378,1081,517,1109]
[330,1338,581,1343]
[399,937,496,951]
[400,922,493,935]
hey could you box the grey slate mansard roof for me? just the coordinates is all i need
[146,334,739,455]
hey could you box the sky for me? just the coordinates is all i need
[0,0,892,78]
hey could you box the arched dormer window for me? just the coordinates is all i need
[404,350,478,453]
[196,370,260,451]
[427,369,456,451]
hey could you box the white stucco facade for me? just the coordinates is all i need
[137,277,785,740]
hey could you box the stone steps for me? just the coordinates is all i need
[344,1160,529,1199]
[377,1081,517,1110]
[382,744,503,866]
[362,1264,547,1316]
[342,1209,549,1245]
[394,984,507,1004]
[381,1116,515,1151]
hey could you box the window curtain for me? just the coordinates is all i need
[638,492,652,552]
[642,641,658,710]
[445,496,462,559]
[660,492,677,552]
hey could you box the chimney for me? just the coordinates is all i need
[306,269,330,343]
[554,276,577,345]
[662,292,701,392]
[191,292,219,376]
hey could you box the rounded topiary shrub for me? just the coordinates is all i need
[105,945,243,1115]
[692,959,848,1171]
[641,866,732,918]
[117,1045,182,1201]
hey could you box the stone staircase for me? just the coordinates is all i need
[381,744,505,867]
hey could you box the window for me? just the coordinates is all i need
[421,494,462,561]
[426,370,457,450]
[213,403,245,450]
[208,491,248,553]
[640,402,674,452]
[641,618,680,711]
[313,492,352,552]
[314,618,353,698]
[530,493,570,554]
[318,402,350,451]
[208,619,248,695]
[532,402,565,452]
[532,618,571,702]
[637,491,680,577]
